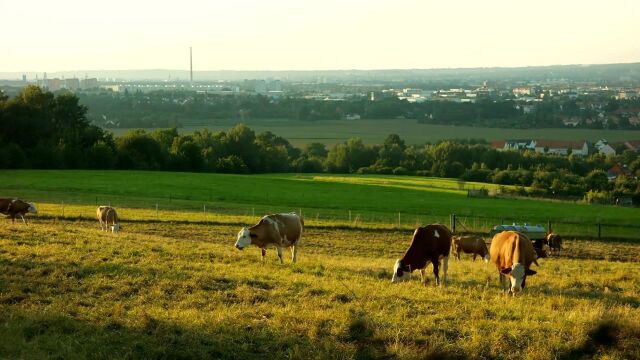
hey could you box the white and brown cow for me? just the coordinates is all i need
[392,224,452,286]
[451,235,490,262]
[489,231,538,295]
[234,213,303,264]
[96,206,120,233]
[0,198,37,224]
[545,233,562,255]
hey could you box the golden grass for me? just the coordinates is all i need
[0,214,639,359]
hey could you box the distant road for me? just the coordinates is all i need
[105,119,640,146]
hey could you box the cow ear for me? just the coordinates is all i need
[396,267,404,277]
[526,269,537,276]
[500,268,512,275]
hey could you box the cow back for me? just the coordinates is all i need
[401,224,452,270]
[490,231,536,270]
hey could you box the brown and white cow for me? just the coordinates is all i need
[451,235,490,262]
[391,224,452,286]
[545,233,562,255]
[0,198,37,224]
[489,231,538,295]
[234,213,303,264]
[96,206,120,233]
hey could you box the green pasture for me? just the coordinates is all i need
[1,170,639,239]
[0,218,638,359]
[107,119,640,146]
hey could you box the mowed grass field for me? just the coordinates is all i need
[1,217,639,359]
[107,119,640,146]
[1,170,639,239]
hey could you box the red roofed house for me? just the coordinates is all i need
[607,164,632,181]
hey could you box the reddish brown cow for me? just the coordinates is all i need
[0,198,38,224]
[451,235,490,262]
[392,224,452,286]
[545,233,562,255]
[489,231,538,295]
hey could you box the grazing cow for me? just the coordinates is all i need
[545,233,562,255]
[234,213,303,264]
[96,206,120,233]
[0,198,37,224]
[392,224,452,286]
[489,231,538,295]
[451,235,490,262]
[532,239,550,259]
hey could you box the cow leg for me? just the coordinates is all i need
[20,214,27,225]
[261,248,267,263]
[290,244,298,263]
[473,253,477,261]
[277,246,284,264]
[433,260,440,286]
[442,256,449,286]
[420,268,428,285]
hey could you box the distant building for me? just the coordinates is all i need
[594,139,616,156]
[65,78,80,90]
[607,164,632,181]
[532,140,589,156]
[81,78,99,89]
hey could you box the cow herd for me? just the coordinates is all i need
[233,212,563,295]
[2,198,561,295]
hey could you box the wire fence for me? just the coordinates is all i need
[21,195,640,241]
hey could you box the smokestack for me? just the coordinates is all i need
[190,47,193,85]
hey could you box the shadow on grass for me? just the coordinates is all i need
[0,308,349,360]
[558,318,640,360]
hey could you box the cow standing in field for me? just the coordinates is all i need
[392,224,452,286]
[234,213,303,264]
[0,198,37,224]
[96,206,120,233]
[489,231,538,295]
[532,239,550,259]
[451,235,490,262]
[545,233,562,255]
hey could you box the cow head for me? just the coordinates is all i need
[110,223,120,233]
[500,263,536,294]
[235,227,252,250]
[391,259,411,283]
[27,202,38,214]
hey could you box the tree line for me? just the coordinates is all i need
[1,86,639,203]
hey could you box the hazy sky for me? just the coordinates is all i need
[2,0,639,72]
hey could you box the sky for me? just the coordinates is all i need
[1,0,639,72]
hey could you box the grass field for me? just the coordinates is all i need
[1,216,639,359]
[107,119,640,146]
[1,170,639,240]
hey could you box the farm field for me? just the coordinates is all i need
[1,217,639,359]
[1,170,639,240]
[105,119,640,146]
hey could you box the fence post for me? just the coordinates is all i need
[203,205,207,221]
[252,208,255,217]
[398,212,401,228]
[156,203,159,220]
[450,214,456,234]
[547,220,552,233]
[349,210,352,223]
[61,201,65,218]
[598,223,602,239]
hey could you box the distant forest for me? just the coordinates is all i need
[1,86,639,202]
[77,90,640,129]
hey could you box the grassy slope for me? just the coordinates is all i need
[1,219,638,359]
[1,170,638,229]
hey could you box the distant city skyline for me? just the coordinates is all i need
[2,0,640,72]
